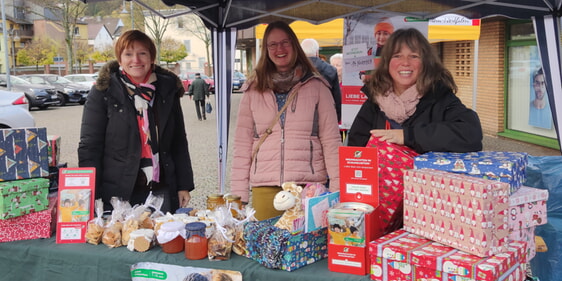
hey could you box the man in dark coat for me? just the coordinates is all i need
[187,73,210,121]
[301,38,342,123]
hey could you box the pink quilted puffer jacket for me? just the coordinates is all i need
[230,74,341,202]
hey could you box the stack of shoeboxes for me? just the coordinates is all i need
[329,137,418,275]
[0,127,53,242]
[369,151,547,280]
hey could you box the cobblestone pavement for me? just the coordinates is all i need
[32,92,560,212]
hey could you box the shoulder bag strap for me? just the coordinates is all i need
[250,84,301,163]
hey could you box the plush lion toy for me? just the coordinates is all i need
[273,182,304,232]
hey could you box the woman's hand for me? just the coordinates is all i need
[370,129,404,145]
[178,190,191,208]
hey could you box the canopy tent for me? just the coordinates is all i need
[85,0,562,193]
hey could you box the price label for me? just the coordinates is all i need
[60,227,82,240]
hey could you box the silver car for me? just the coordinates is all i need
[0,89,35,128]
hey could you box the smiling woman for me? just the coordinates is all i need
[347,28,483,154]
[78,30,196,213]
[230,21,341,221]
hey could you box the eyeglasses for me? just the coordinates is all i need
[266,39,291,50]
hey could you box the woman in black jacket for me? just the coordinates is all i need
[78,30,195,212]
[347,28,482,153]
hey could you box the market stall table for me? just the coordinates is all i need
[0,237,372,281]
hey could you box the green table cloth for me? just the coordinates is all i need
[0,237,372,281]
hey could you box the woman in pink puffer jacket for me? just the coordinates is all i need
[230,21,341,220]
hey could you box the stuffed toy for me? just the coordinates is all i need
[274,182,304,232]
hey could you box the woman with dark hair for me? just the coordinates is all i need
[78,30,195,212]
[230,21,341,220]
[347,28,482,153]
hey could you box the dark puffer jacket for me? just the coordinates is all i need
[347,82,483,153]
[78,61,195,211]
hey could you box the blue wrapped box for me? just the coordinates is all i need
[414,151,527,194]
[244,216,327,271]
[0,128,49,181]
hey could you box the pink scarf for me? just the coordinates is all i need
[375,85,421,124]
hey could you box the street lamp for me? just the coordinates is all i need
[8,29,20,75]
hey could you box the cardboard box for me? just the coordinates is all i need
[0,128,49,181]
[414,151,527,194]
[507,186,548,262]
[0,209,52,242]
[47,135,61,167]
[369,229,527,281]
[327,202,381,275]
[244,216,328,271]
[509,185,548,229]
[56,168,96,244]
[509,226,536,262]
[403,168,510,257]
[0,178,50,219]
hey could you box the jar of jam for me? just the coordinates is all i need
[184,222,208,260]
[157,221,185,254]
[206,194,225,211]
[224,194,242,217]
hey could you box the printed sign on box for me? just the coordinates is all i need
[56,167,96,244]
[339,146,378,206]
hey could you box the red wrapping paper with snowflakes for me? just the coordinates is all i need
[0,209,51,242]
[365,136,418,234]
[368,229,527,281]
[403,168,510,257]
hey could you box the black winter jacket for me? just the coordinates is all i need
[347,83,483,153]
[309,57,342,122]
[78,61,195,211]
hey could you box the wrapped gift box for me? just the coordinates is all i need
[507,186,547,262]
[403,168,510,257]
[369,229,527,281]
[509,226,536,262]
[414,151,527,194]
[244,216,327,271]
[509,185,548,229]
[47,135,61,167]
[0,128,49,181]
[0,209,52,242]
[0,178,49,220]
[366,136,418,234]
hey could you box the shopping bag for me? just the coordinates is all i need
[205,102,212,114]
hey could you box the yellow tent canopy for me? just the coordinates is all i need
[255,19,344,47]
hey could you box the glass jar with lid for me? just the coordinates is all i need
[206,194,225,211]
[184,222,208,260]
[156,221,185,253]
[224,194,242,217]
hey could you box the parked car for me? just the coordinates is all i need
[64,73,98,88]
[180,72,215,95]
[232,70,247,92]
[0,74,60,110]
[0,89,35,128]
[19,74,90,106]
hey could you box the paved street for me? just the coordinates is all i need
[31,93,241,211]
[30,92,559,210]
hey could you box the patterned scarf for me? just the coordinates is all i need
[271,66,302,93]
[375,84,421,124]
[119,68,160,185]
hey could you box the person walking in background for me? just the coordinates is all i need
[529,67,552,129]
[347,28,483,153]
[78,30,195,213]
[301,38,342,122]
[368,20,394,58]
[187,73,210,121]
[329,53,343,84]
[230,21,341,221]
